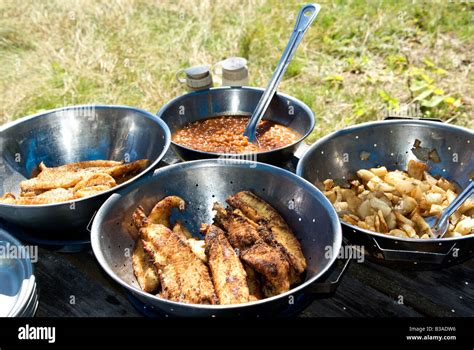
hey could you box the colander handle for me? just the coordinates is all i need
[372,237,458,264]
[306,248,352,295]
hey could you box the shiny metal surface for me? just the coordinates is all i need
[0,228,35,317]
[244,4,320,142]
[92,159,342,317]
[0,105,171,233]
[427,181,474,238]
[157,87,315,165]
[297,119,474,267]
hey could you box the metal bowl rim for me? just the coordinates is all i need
[91,158,342,310]
[156,86,315,157]
[0,227,36,317]
[0,104,171,209]
[296,119,474,243]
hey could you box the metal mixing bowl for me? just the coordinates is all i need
[297,119,474,268]
[0,105,171,234]
[157,87,315,164]
[91,159,342,317]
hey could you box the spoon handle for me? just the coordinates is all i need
[436,181,474,235]
[243,4,321,142]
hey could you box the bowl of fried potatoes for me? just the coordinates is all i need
[91,159,342,317]
[0,105,170,234]
[297,119,473,267]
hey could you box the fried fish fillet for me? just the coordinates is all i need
[141,223,216,304]
[244,265,264,301]
[213,203,260,251]
[19,159,148,193]
[1,188,76,204]
[172,221,207,262]
[132,240,160,293]
[212,202,291,297]
[148,196,186,227]
[241,241,290,297]
[202,224,249,304]
[172,221,193,239]
[226,191,307,275]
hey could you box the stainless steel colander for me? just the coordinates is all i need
[296,119,474,268]
[91,159,344,317]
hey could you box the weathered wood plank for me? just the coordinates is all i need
[34,247,474,317]
[301,263,422,317]
[347,259,474,317]
[35,248,141,317]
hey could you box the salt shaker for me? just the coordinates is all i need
[214,57,249,87]
[176,64,213,91]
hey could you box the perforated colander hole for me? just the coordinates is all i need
[195,184,199,187]
[355,136,359,139]
[298,218,302,222]
[448,146,452,150]
[230,181,233,184]
[211,194,215,198]
[312,219,316,223]
[321,151,324,154]
[373,144,377,147]
[390,153,394,157]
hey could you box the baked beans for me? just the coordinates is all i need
[172,116,301,154]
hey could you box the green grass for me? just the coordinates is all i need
[0,0,472,141]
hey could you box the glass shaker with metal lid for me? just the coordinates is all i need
[214,57,249,87]
[176,64,213,91]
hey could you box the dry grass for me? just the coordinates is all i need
[0,0,472,140]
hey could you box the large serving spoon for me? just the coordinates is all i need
[426,181,474,238]
[243,3,321,143]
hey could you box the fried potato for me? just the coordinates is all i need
[323,160,472,239]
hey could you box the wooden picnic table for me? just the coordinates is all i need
[21,151,474,317]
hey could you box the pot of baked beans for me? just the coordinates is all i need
[156,87,315,165]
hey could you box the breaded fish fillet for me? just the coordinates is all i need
[241,241,290,297]
[203,224,249,304]
[212,202,291,297]
[132,240,160,293]
[141,224,216,304]
[226,191,307,275]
